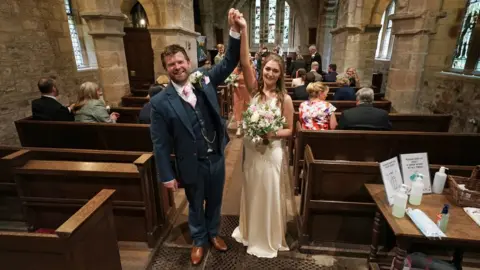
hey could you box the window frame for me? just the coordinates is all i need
[375,1,395,60]
[251,0,290,47]
[64,0,87,70]
[449,0,480,76]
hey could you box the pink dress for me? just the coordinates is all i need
[299,100,336,130]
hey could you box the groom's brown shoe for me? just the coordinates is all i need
[210,236,228,252]
[191,246,204,265]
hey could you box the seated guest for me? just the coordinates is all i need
[338,88,391,130]
[32,77,74,121]
[299,82,337,130]
[323,64,338,82]
[291,68,306,87]
[334,75,356,101]
[138,85,165,124]
[310,61,322,82]
[292,72,316,100]
[73,82,119,123]
[214,44,225,65]
[345,67,360,87]
[289,54,306,78]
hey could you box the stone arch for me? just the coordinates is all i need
[370,0,394,24]
[120,0,161,27]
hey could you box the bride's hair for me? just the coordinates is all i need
[256,54,287,111]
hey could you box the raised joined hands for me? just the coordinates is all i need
[228,8,247,33]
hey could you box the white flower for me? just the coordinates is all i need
[189,71,203,84]
[250,112,260,123]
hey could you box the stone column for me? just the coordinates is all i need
[316,0,337,71]
[81,12,129,106]
[385,0,443,112]
[199,0,216,50]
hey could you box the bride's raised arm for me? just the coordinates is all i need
[239,18,256,100]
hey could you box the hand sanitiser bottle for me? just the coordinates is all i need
[393,184,409,218]
[432,167,449,194]
[409,173,424,206]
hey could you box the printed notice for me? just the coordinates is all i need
[400,153,432,193]
[379,157,404,205]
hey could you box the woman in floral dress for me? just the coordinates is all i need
[299,82,337,130]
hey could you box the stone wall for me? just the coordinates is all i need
[416,0,480,133]
[0,0,98,145]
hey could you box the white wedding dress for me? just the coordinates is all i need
[232,96,295,258]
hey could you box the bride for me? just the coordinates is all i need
[231,15,295,258]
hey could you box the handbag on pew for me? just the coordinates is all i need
[401,252,456,270]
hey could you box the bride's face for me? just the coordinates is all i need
[262,60,281,88]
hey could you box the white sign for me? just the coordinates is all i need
[379,157,404,205]
[400,153,432,193]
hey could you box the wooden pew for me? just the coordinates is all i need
[293,125,480,192]
[300,145,475,249]
[12,150,163,247]
[0,146,22,221]
[121,94,148,107]
[288,90,385,101]
[15,117,152,151]
[110,107,142,124]
[288,113,452,166]
[292,100,392,112]
[131,89,149,97]
[0,189,122,270]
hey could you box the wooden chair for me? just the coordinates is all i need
[0,189,122,270]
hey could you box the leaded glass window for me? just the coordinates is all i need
[283,2,290,44]
[64,0,85,69]
[451,0,480,70]
[254,0,261,44]
[267,0,276,43]
[252,0,290,46]
[375,1,395,60]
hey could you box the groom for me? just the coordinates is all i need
[150,9,246,265]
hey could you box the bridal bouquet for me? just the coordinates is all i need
[242,99,286,145]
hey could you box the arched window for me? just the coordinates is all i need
[375,1,395,60]
[63,0,97,70]
[451,0,479,73]
[131,2,149,28]
[252,0,291,46]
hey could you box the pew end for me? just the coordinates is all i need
[0,189,122,270]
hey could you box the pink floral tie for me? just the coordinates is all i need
[182,84,197,108]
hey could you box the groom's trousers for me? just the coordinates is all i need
[183,154,225,247]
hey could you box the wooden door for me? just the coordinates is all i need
[123,28,154,89]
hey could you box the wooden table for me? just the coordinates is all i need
[365,184,480,270]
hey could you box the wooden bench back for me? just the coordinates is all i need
[292,100,391,112]
[300,145,475,247]
[110,106,142,123]
[12,150,162,247]
[0,146,22,221]
[15,117,152,151]
[293,113,451,132]
[0,189,122,270]
[293,126,480,191]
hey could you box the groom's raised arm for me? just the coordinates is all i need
[207,31,241,88]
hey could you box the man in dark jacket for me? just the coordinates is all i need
[338,88,392,130]
[138,85,165,124]
[31,78,74,121]
[292,72,316,100]
[323,64,338,82]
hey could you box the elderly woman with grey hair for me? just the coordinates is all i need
[337,87,392,130]
[333,75,356,101]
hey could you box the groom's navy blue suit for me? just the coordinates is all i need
[150,35,240,246]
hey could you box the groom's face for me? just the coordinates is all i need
[165,52,191,85]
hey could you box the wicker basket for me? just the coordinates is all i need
[448,166,480,208]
